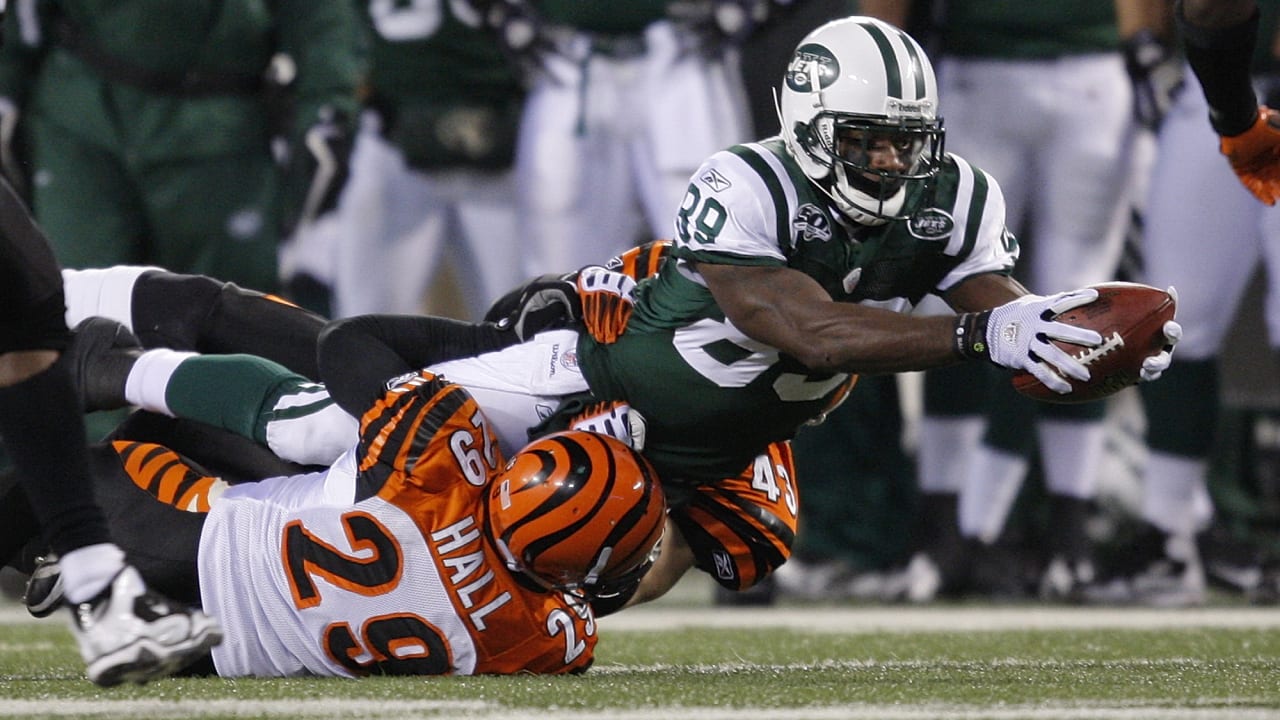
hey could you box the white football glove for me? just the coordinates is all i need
[983,289,1103,394]
[569,400,647,452]
[1140,286,1181,382]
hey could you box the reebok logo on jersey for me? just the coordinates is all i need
[700,168,732,193]
[907,208,954,241]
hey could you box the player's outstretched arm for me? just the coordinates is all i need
[700,262,1101,388]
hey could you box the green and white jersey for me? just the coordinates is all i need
[577,138,1016,486]
[365,1,518,107]
[362,0,523,168]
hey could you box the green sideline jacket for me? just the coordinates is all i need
[0,0,367,163]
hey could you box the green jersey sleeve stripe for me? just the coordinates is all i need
[727,144,794,252]
[957,158,990,259]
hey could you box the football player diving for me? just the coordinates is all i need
[21,16,1181,614]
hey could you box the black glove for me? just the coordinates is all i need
[282,106,353,237]
[484,273,582,341]
[1122,29,1185,132]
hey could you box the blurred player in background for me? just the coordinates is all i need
[861,0,1179,603]
[0,0,366,295]
[1113,0,1280,605]
[467,0,777,277]
[318,0,527,320]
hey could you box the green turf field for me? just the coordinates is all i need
[3,581,1280,720]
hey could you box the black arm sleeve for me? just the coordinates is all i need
[1177,0,1261,136]
[316,314,518,420]
[0,175,70,354]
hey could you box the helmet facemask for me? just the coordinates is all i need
[793,110,944,225]
[493,528,664,606]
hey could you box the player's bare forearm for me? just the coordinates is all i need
[942,272,1027,313]
[699,262,965,375]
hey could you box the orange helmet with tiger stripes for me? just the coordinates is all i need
[487,431,667,602]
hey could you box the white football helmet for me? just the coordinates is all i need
[777,16,944,225]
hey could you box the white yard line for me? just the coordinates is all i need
[600,604,1280,633]
[9,597,1280,633]
[0,699,1277,720]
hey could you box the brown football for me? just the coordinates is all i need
[1011,282,1176,404]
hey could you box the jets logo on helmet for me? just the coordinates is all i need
[785,44,839,93]
[777,16,945,227]
[487,431,666,603]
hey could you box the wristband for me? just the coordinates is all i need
[953,311,991,360]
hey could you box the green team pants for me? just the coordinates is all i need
[31,117,282,294]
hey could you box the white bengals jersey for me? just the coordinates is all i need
[198,372,597,677]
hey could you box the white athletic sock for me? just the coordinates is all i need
[60,266,157,330]
[917,415,985,494]
[1142,451,1212,536]
[1037,419,1106,500]
[958,445,1028,543]
[124,349,199,416]
[60,543,127,604]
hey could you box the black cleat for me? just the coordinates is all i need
[23,553,63,618]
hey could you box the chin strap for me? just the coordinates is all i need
[829,164,905,225]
